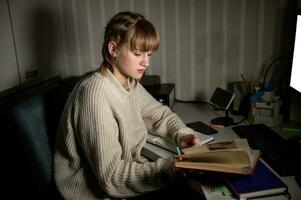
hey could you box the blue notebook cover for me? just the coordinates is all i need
[226,160,290,199]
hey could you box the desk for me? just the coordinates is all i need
[171,102,301,200]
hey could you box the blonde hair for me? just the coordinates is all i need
[100,11,159,72]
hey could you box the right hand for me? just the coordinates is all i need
[179,134,201,149]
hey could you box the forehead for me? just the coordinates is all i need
[121,44,152,53]
[132,49,153,53]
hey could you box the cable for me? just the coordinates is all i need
[262,56,287,90]
[232,117,247,126]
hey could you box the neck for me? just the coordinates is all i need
[112,67,128,87]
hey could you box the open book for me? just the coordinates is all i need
[175,139,260,175]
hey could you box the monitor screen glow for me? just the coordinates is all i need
[290,15,301,93]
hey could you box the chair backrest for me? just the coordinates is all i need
[10,95,54,195]
[0,78,68,199]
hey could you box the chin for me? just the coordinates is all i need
[133,74,144,80]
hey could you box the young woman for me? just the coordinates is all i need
[54,11,201,199]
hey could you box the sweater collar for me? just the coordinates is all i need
[102,68,137,100]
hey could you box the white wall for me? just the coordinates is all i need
[0,0,296,101]
[56,0,295,101]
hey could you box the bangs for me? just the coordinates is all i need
[128,20,159,52]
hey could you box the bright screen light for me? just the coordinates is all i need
[290,15,301,93]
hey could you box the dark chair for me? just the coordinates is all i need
[0,77,70,199]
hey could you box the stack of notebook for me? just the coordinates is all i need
[225,160,290,199]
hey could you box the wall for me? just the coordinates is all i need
[0,0,19,91]
[56,0,296,101]
[8,0,62,83]
[0,0,62,92]
[0,0,296,101]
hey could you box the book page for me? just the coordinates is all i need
[183,139,250,156]
[250,149,261,166]
[175,161,253,174]
[194,131,215,145]
[179,149,252,166]
[232,139,251,157]
[178,139,260,171]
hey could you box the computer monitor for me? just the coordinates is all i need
[288,13,301,123]
[290,15,301,93]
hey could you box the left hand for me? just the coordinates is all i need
[179,134,201,148]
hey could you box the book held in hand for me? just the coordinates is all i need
[175,139,260,175]
[225,160,290,199]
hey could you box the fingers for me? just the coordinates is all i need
[174,167,203,178]
[194,137,202,146]
[180,134,198,148]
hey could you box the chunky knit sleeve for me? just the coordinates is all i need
[73,81,174,198]
[136,83,194,145]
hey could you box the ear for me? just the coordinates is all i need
[108,41,118,57]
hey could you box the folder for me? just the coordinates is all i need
[225,160,290,199]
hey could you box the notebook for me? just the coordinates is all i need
[146,131,214,154]
[225,160,290,199]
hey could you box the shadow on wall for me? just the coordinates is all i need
[29,5,59,79]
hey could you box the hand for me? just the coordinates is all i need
[171,157,203,178]
[179,134,201,149]
[171,157,187,178]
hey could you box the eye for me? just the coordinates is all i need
[147,53,153,57]
[134,52,142,56]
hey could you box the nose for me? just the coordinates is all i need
[141,54,150,68]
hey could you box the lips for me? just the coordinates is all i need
[137,69,145,73]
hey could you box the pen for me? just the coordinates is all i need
[176,146,181,155]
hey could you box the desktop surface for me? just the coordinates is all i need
[172,102,301,200]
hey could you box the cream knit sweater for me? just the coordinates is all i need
[54,69,194,199]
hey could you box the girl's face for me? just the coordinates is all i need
[112,44,153,86]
